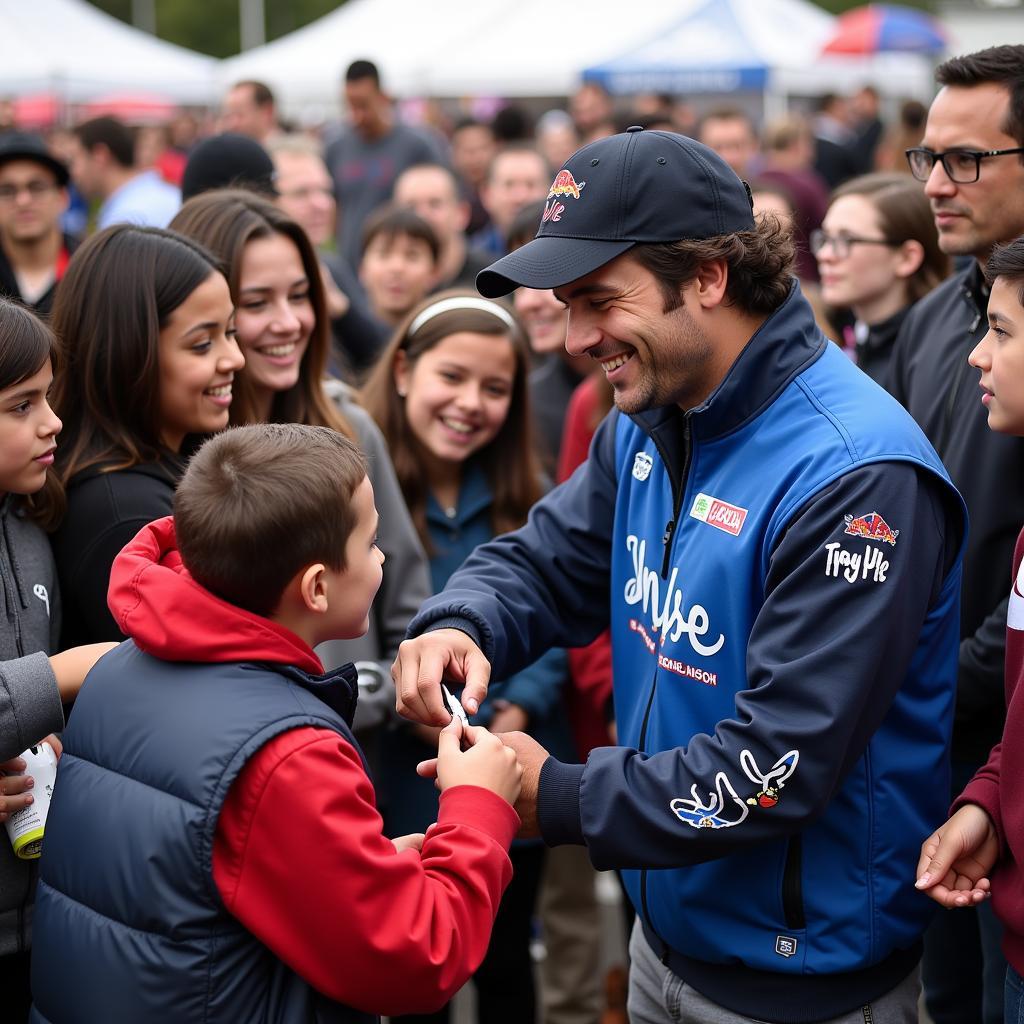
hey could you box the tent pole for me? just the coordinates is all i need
[763,82,785,127]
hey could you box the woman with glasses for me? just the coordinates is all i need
[813,172,949,387]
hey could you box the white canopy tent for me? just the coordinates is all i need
[0,0,218,104]
[222,0,938,113]
[220,0,751,107]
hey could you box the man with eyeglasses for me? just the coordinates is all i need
[889,44,1024,1024]
[0,133,76,316]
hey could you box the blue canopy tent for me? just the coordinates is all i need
[581,0,934,117]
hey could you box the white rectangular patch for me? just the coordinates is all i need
[689,492,748,537]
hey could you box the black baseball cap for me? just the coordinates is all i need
[181,133,278,201]
[477,126,755,298]
[0,133,70,187]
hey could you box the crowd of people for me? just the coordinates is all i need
[0,39,1023,1024]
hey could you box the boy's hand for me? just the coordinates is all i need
[393,629,491,725]
[0,756,34,823]
[916,803,998,907]
[49,642,120,702]
[391,833,425,854]
[419,720,521,806]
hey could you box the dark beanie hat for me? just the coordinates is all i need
[181,133,278,201]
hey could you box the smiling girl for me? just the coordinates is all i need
[171,190,430,755]
[362,292,569,1024]
[49,225,242,645]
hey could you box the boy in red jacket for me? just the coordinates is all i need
[30,423,521,1023]
[917,235,1024,1017]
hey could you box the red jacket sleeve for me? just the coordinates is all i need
[213,726,518,1015]
[956,741,1004,845]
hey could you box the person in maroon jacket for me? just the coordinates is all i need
[917,234,1024,1019]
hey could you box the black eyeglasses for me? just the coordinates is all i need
[810,229,898,260]
[0,181,58,202]
[905,146,1024,184]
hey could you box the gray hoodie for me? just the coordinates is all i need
[0,500,65,956]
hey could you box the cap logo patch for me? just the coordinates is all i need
[548,169,586,200]
[543,201,565,223]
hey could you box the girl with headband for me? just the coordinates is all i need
[362,290,573,1024]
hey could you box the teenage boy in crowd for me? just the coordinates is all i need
[0,134,76,315]
[398,127,966,1022]
[29,423,521,1023]
[917,234,1024,1024]
[889,45,1024,1024]
[359,205,439,332]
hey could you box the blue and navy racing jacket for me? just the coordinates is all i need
[409,283,967,1023]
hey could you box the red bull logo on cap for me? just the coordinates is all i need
[843,512,899,546]
[547,169,586,201]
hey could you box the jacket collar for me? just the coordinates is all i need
[633,279,826,445]
[425,460,491,526]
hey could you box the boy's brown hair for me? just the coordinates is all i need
[174,424,367,616]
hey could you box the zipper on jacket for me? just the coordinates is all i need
[639,414,692,946]
[656,417,691,580]
[782,836,806,930]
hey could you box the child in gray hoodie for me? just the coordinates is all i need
[0,299,113,1020]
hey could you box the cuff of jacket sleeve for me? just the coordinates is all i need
[538,758,585,847]
[954,777,1004,848]
[438,785,520,849]
[0,652,64,763]
[423,618,485,651]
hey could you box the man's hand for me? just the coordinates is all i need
[392,629,492,725]
[916,803,999,907]
[496,731,550,839]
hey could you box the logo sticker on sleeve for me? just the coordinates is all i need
[843,511,899,546]
[689,492,748,537]
[632,452,653,481]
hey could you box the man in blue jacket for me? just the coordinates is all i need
[396,128,967,1024]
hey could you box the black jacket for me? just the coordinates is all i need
[855,305,909,391]
[889,261,1024,763]
[50,456,184,647]
[0,234,77,317]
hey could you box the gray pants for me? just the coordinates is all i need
[627,920,920,1024]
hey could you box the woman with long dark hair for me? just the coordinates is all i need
[49,225,242,645]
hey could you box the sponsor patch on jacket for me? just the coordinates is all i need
[632,452,653,481]
[824,542,889,583]
[689,492,747,536]
[775,936,798,958]
[843,511,899,546]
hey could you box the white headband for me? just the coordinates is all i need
[408,296,517,336]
